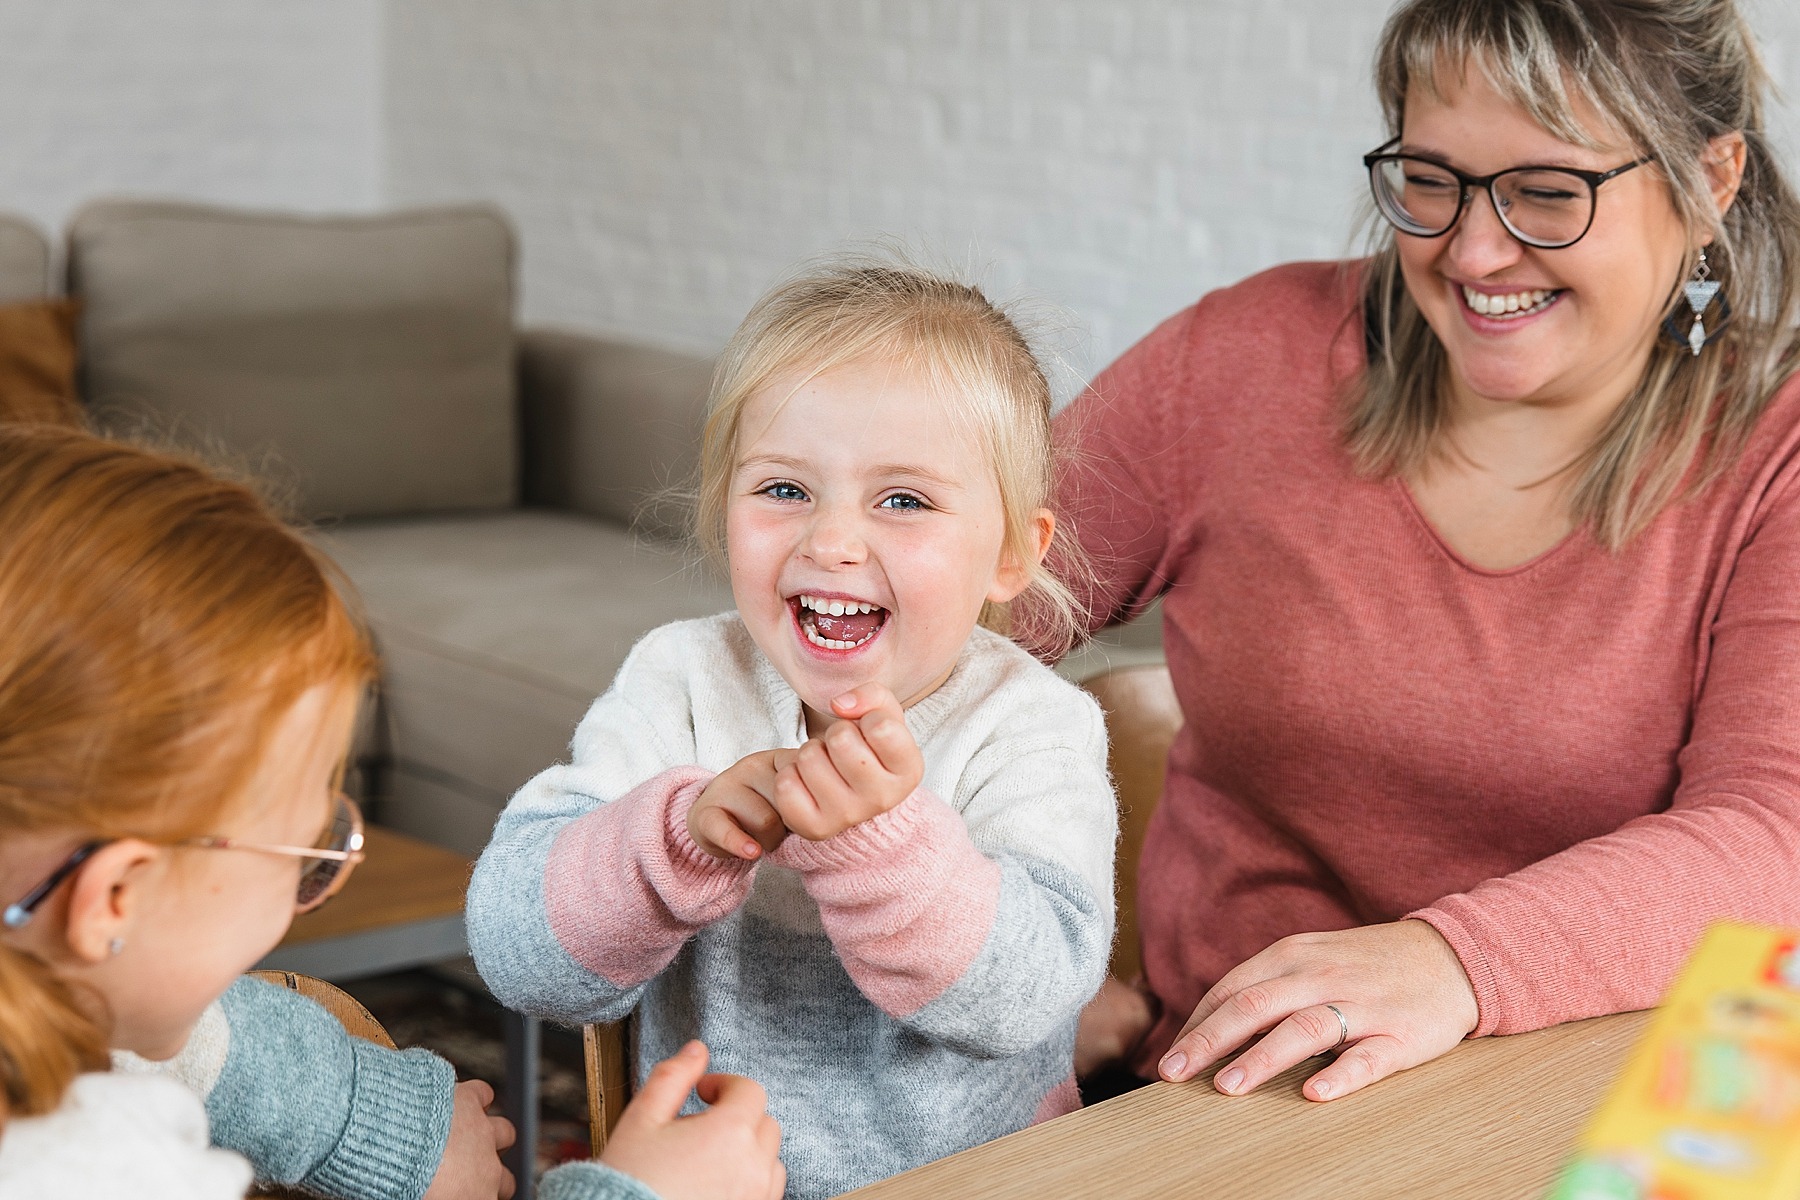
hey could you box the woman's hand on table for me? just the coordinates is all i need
[1158,919,1478,1101]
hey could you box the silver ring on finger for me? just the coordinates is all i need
[1324,1003,1349,1051]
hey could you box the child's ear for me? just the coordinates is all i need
[987,508,1056,604]
[61,840,163,965]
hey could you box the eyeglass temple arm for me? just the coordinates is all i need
[182,835,365,862]
[3,842,106,930]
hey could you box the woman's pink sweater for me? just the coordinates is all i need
[1054,261,1800,1068]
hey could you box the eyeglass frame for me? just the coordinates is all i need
[1362,136,1654,250]
[2,792,367,930]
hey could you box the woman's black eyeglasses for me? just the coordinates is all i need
[1364,137,1652,250]
[3,792,366,930]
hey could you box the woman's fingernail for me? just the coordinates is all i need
[1218,1067,1245,1094]
[1160,1052,1187,1079]
[1313,1081,1334,1100]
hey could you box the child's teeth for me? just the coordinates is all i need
[798,595,879,615]
[802,625,873,651]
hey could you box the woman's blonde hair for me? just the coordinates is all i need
[0,424,376,1122]
[695,256,1091,656]
[1350,0,1800,548]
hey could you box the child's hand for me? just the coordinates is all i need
[1075,974,1158,1078]
[773,683,924,841]
[421,1079,516,1200]
[599,1041,785,1200]
[688,750,789,860]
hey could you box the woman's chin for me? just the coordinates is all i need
[1445,359,1565,408]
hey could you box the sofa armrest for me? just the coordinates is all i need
[0,213,50,303]
[517,328,713,540]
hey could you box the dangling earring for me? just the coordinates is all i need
[108,937,124,957]
[1662,247,1731,355]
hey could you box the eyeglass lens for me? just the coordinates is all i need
[295,796,358,910]
[1372,158,1594,248]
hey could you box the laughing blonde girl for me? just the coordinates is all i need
[468,261,1116,1199]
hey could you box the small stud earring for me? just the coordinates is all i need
[108,937,124,957]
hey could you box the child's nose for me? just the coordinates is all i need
[801,508,867,565]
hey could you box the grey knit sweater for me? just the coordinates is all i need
[467,615,1117,1199]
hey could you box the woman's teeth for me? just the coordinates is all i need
[1462,286,1557,318]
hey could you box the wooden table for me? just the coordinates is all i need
[264,825,470,979]
[847,1010,1650,1200]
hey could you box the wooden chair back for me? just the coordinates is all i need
[247,969,397,1049]
[578,662,1182,1151]
[1079,665,1182,982]
[583,1019,632,1155]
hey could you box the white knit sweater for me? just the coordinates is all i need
[0,1073,251,1200]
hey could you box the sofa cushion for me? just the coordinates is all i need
[69,200,517,520]
[0,215,49,303]
[0,299,82,426]
[319,510,735,853]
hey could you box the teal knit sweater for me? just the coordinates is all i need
[124,976,656,1200]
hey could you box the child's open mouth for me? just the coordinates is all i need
[793,593,888,651]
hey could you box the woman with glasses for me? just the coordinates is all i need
[1066,0,1800,1104]
[0,426,784,1200]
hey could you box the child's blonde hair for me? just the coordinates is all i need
[695,255,1090,657]
[0,424,376,1123]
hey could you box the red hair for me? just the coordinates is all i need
[0,423,376,1120]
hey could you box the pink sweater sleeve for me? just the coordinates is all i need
[544,766,758,987]
[1412,465,1800,1037]
[771,789,1001,1019]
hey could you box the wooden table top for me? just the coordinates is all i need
[279,825,471,946]
[847,1010,1650,1200]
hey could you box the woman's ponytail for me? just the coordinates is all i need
[0,943,108,1125]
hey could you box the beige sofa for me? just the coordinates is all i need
[3,201,1159,857]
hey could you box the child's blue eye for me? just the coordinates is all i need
[878,492,927,511]
[761,482,808,502]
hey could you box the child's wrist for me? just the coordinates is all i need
[665,780,757,876]
[772,790,929,872]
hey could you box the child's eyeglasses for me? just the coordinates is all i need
[3,793,367,930]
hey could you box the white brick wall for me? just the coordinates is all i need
[385,0,1800,383]
[0,0,383,246]
[0,0,1793,377]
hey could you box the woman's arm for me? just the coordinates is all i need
[1410,461,1800,1036]
[1050,307,1197,639]
[1159,452,1800,1101]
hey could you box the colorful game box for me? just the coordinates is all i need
[1548,921,1800,1200]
